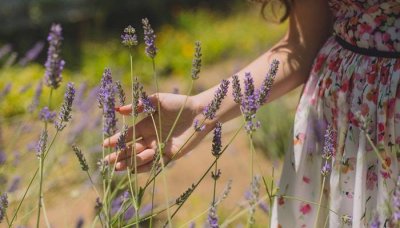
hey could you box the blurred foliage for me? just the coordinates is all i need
[0,7,286,118]
[253,92,298,159]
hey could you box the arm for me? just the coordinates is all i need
[193,0,333,124]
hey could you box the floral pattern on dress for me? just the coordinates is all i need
[271,0,400,227]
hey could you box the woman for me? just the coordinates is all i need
[104,0,400,226]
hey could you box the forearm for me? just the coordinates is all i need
[191,0,332,126]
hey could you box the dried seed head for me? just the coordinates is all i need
[72,145,89,171]
[191,41,202,80]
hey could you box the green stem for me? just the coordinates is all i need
[314,172,327,228]
[212,159,218,205]
[149,176,156,228]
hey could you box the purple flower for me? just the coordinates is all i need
[115,81,126,106]
[0,44,12,60]
[241,72,260,133]
[256,59,279,106]
[35,130,48,158]
[232,74,242,104]
[44,24,65,89]
[75,216,84,228]
[142,18,157,58]
[191,41,202,80]
[370,212,380,228]
[7,176,21,193]
[74,82,87,109]
[55,82,75,131]
[124,206,135,221]
[203,79,230,120]
[0,150,6,165]
[140,90,155,115]
[321,161,331,176]
[19,41,44,66]
[207,205,219,228]
[116,125,128,151]
[39,106,56,123]
[193,119,205,132]
[98,68,113,109]
[0,83,12,101]
[121,25,138,48]
[132,78,142,117]
[0,193,8,223]
[28,80,43,112]
[72,145,89,171]
[98,69,117,136]
[322,125,335,160]
[139,203,153,217]
[211,122,222,157]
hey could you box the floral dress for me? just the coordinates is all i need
[271,0,400,227]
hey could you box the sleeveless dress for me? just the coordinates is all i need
[271,0,400,227]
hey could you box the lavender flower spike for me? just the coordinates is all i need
[39,107,56,123]
[142,18,157,58]
[116,125,128,151]
[103,83,117,137]
[191,41,202,80]
[72,145,89,171]
[211,122,222,157]
[256,59,279,106]
[203,79,230,120]
[121,25,138,48]
[98,68,113,108]
[207,205,219,228]
[232,74,242,104]
[115,81,126,106]
[44,24,65,89]
[55,82,75,131]
[0,193,8,223]
[132,78,142,117]
[35,129,48,158]
[322,125,335,160]
[140,90,155,115]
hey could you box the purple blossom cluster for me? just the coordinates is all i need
[142,18,157,58]
[44,24,65,89]
[115,81,126,106]
[140,90,155,115]
[0,193,8,223]
[232,60,279,133]
[211,122,222,157]
[191,41,202,80]
[28,81,43,112]
[35,130,48,158]
[132,78,142,117]
[98,68,117,136]
[39,107,56,123]
[116,125,128,151]
[321,125,335,176]
[121,25,138,48]
[193,119,205,132]
[19,41,44,66]
[72,145,89,171]
[203,80,230,120]
[207,205,219,228]
[55,82,76,131]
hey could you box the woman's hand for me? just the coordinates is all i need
[103,93,213,172]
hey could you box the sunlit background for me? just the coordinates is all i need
[0,0,300,227]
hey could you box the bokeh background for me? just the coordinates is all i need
[0,0,301,227]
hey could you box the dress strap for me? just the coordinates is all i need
[335,35,400,59]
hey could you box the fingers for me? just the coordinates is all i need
[114,149,156,171]
[103,141,147,164]
[115,95,158,116]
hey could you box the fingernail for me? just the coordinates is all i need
[115,106,120,111]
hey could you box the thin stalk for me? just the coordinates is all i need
[86,171,100,198]
[314,174,327,228]
[36,88,53,228]
[150,114,172,227]
[129,51,139,228]
[151,59,162,141]
[280,195,339,215]
[41,198,51,228]
[365,134,390,171]
[212,160,218,205]
[149,176,156,228]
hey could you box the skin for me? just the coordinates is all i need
[103,0,333,172]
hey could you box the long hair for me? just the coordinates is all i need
[250,0,292,23]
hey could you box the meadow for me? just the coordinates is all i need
[3,2,398,228]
